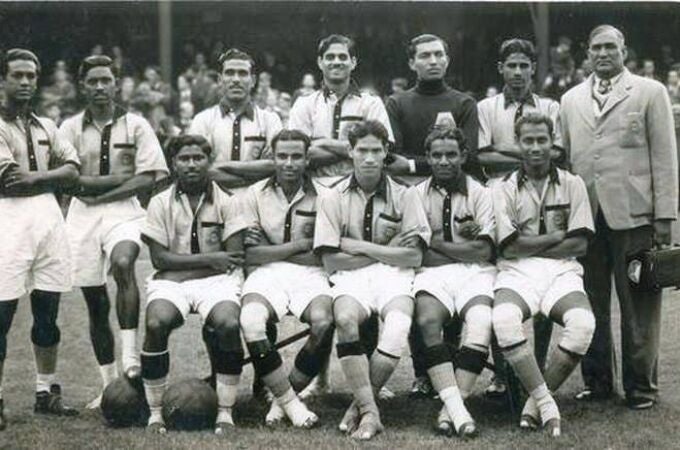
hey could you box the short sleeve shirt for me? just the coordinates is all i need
[288,83,395,177]
[414,175,495,246]
[493,166,594,253]
[188,102,282,166]
[314,174,431,252]
[477,91,562,150]
[59,107,168,179]
[0,113,79,179]
[142,181,247,254]
[242,176,325,244]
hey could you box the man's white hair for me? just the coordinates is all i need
[589,25,626,47]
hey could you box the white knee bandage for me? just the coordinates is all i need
[377,311,412,357]
[240,302,269,342]
[492,303,525,349]
[560,308,595,356]
[463,304,493,349]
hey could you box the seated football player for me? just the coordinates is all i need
[412,127,496,438]
[314,120,431,440]
[239,129,333,428]
[491,113,596,437]
[139,135,247,435]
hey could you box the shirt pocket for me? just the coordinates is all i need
[292,210,317,240]
[375,212,402,245]
[543,204,570,233]
[200,221,225,252]
[619,112,645,149]
[113,143,137,174]
[244,136,267,159]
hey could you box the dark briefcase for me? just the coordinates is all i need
[627,247,680,292]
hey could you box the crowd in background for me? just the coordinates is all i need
[6,36,680,148]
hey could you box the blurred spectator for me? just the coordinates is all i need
[661,44,675,74]
[276,91,292,127]
[390,77,408,95]
[118,76,136,109]
[111,45,134,77]
[40,100,62,126]
[264,88,279,112]
[292,73,316,103]
[625,47,639,74]
[485,85,498,98]
[641,59,660,82]
[178,101,195,133]
[541,35,577,100]
[177,74,192,104]
[41,64,77,117]
[667,70,680,103]
[91,44,104,56]
[191,69,220,111]
[185,52,208,83]
[156,116,181,150]
[255,71,273,108]
[134,65,172,113]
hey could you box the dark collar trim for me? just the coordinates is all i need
[174,180,215,203]
[219,101,255,120]
[82,104,127,128]
[502,86,536,109]
[262,174,317,195]
[516,164,560,189]
[344,173,388,199]
[322,79,361,100]
[429,174,467,196]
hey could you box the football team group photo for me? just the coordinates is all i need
[1,2,679,448]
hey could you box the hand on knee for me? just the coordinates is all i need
[560,308,595,356]
[463,305,492,349]
[377,310,412,358]
[492,303,525,349]
[240,302,269,342]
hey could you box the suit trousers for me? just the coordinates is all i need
[580,210,661,401]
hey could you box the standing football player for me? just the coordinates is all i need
[0,49,80,428]
[59,55,169,406]
[239,129,333,428]
[492,113,595,436]
[314,120,431,440]
[140,135,247,434]
[412,127,495,438]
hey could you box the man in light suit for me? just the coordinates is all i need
[560,25,678,410]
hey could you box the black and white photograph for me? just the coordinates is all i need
[0,1,679,448]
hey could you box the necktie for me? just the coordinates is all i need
[598,78,612,95]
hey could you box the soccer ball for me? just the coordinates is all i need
[162,378,218,430]
[101,377,149,427]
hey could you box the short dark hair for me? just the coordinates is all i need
[514,113,554,140]
[78,55,119,80]
[271,129,311,154]
[424,126,469,155]
[407,34,450,60]
[218,48,255,73]
[2,48,41,77]
[499,38,536,63]
[317,34,356,58]
[348,120,389,148]
[166,134,213,161]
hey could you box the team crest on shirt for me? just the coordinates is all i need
[119,151,134,166]
[544,204,570,233]
[303,222,315,238]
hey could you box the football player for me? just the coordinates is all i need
[314,120,431,440]
[0,49,80,429]
[239,129,333,428]
[59,55,169,406]
[491,113,595,437]
[139,135,247,434]
[412,127,495,438]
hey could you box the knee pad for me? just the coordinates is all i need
[31,323,60,347]
[214,349,244,376]
[560,308,595,356]
[240,302,269,341]
[492,303,525,349]
[377,311,412,358]
[463,304,492,349]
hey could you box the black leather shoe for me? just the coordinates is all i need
[34,384,79,417]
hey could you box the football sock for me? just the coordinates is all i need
[455,345,488,399]
[531,383,560,424]
[33,343,58,381]
[141,350,169,423]
[216,374,239,425]
[120,329,139,370]
[99,362,118,388]
[338,352,376,415]
[36,373,55,393]
[369,350,400,392]
[503,341,544,393]
[439,386,473,431]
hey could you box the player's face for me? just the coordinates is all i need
[82,66,117,107]
[427,138,465,182]
[517,123,553,172]
[409,40,449,82]
[221,59,254,103]
[588,30,627,79]
[317,43,356,84]
[499,52,535,90]
[274,139,307,184]
[173,145,210,185]
[5,59,38,104]
[350,134,387,177]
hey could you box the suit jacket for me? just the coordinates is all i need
[560,69,678,230]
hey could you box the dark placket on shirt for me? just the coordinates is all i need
[100,123,113,175]
[363,195,375,241]
[332,96,346,139]
[443,193,453,242]
[232,116,242,161]
[23,120,38,171]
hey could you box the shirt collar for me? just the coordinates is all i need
[174,180,215,203]
[502,86,536,109]
[593,70,625,91]
[516,164,560,189]
[322,79,361,100]
[219,101,255,120]
[429,174,467,196]
[344,173,388,199]
[262,174,317,196]
[1,107,40,125]
[82,104,127,128]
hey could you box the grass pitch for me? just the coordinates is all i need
[1,257,680,449]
